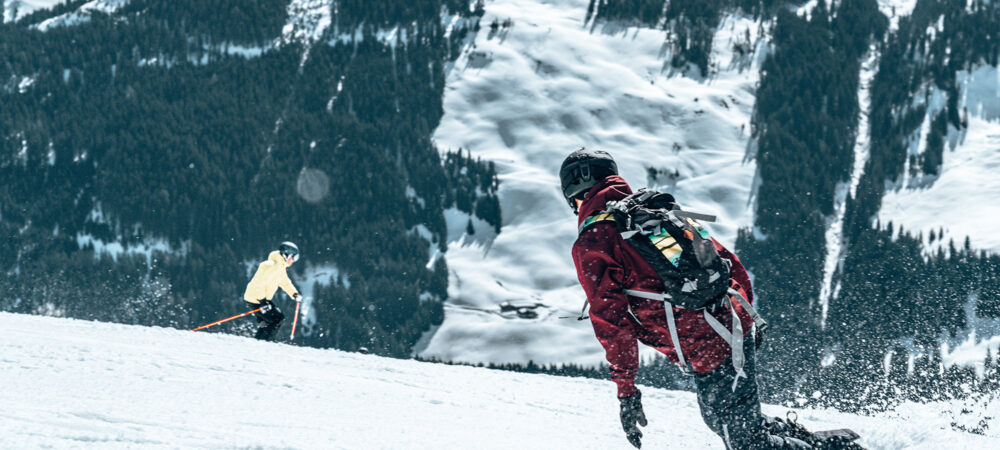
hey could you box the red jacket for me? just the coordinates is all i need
[572,176,755,398]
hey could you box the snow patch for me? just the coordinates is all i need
[409,223,443,269]
[443,206,495,245]
[295,264,347,336]
[405,185,426,208]
[16,75,34,93]
[937,294,1000,376]
[31,0,129,31]
[878,0,918,32]
[328,24,408,49]
[219,43,268,58]
[822,351,836,367]
[74,203,189,272]
[3,75,36,94]
[327,11,469,50]
[280,0,332,46]
[75,233,189,270]
[86,203,110,224]
[796,0,820,20]
[15,133,28,166]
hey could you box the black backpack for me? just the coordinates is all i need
[581,189,731,310]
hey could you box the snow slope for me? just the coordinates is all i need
[2,312,998,449]
[878,64,1000,256]
[426,0,766,366]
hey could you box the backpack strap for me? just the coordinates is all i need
[625,289,690,371]
[728,287,768,339]
[626,288,759,390]
[664,300,689,368]
[578,211,616,234]
[702,296,746,392]
[672,209,717,223]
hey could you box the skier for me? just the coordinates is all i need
[243,242,302,341]
[561,149,858,449]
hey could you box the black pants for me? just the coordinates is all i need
[693,337,806,450]
[247,300,284,341]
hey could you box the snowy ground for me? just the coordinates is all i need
[2,312,999,449]
[427,0,765,366]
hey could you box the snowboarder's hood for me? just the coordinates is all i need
[267,250,289,269]
[577,175,631,225]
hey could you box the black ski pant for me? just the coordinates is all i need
[693,337,804,450]
[247,300,284,341]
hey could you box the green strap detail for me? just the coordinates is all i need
[579,211,615,234]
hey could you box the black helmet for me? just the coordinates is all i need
[559,148,618,210]
[279,241,299,262]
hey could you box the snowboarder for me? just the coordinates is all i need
[561,149,859,449]
[243,242,302,341]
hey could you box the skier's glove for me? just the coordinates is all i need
[293,294,303,303]
[259,301,273,313]
[619,390,647,448]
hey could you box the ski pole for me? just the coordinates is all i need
[290,301,302,340]
[192,308,262,331]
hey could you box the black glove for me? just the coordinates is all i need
[619,391,648,448]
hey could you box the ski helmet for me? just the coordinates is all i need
[279,241,299,264]
[559,148,618,210]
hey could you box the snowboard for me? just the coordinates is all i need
[812,428,863,449]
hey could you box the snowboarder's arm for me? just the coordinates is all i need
[574,224,639,398]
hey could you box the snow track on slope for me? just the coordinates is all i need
[819,47,878,328]
[2,312,999,449]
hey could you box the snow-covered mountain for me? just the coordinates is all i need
[3,311,998,449]
[425,0,766,366]
[3,0,67,23]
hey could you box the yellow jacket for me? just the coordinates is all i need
[244,251,300,303]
